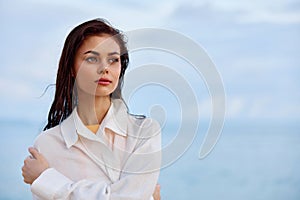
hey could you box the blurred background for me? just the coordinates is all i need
[0,0,299,199]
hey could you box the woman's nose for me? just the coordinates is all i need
[97,62,109,74]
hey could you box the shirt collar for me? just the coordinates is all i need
[60,99,128,148]
[102,99,128,137]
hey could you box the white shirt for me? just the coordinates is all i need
[31,99,161,200]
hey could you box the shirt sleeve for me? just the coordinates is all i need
[31,119,161,200]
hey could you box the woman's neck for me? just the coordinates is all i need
[77,93,111,125]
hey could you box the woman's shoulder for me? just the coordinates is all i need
[33,125,63,148]
[129,114,160,128]
[127,114,161,138]
[113,99,161,132]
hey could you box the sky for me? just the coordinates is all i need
[0,0,299,124]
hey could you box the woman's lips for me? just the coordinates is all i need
[96,78,112,85]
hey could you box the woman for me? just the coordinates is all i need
[22,19,161,200]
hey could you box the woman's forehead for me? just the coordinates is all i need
[79,35,120,54]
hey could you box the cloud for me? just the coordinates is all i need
[168,0,300,25]
[211,0,300,24]
[237,8,300,24]
[197,94,300,121]
[226,97,245,118]
[248,96,300,120]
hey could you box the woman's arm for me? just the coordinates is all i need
[22,121,161,200]
[25,165,160,200]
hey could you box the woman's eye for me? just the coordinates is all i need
[85,57,98,63]
[108,58,120,64]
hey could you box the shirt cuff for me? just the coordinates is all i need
[31,168,73,199]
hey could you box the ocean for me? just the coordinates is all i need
[1,119,299,200]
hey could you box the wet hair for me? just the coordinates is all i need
[44,19,129,130]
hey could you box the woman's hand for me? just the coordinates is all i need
[153,184,161,200]
[22,147,49,184]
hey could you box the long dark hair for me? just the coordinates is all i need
[44,19,129,130]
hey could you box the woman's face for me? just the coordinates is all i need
[74,34,121,97]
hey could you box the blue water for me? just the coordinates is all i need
[0,119,299,200]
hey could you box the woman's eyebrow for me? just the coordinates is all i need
[108,52,120,56]
[84,50,100,56]
[83,51,120,56]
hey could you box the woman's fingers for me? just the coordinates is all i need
[28,147,40,159]
[153,184,161,200]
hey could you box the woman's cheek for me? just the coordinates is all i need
[76,69,97,94]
